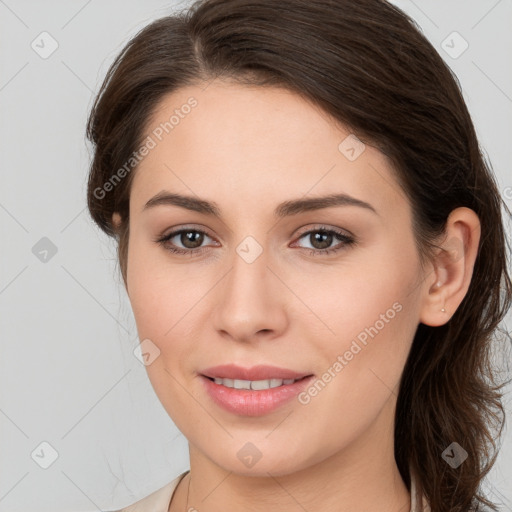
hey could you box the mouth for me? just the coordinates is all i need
[199,365,315,416]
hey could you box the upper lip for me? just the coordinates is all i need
[201,364,312,381]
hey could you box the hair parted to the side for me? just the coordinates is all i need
[86,1,512,510]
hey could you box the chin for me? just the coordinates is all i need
[197,435,329,478]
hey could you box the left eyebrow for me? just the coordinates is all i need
[274,193,378,217]
[142,191,378,217]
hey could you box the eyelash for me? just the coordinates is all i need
[154,225,356,257]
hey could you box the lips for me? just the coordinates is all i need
[200,364,314,416]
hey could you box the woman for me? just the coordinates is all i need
[86,0,511,510]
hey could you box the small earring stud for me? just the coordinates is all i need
[441,307,446,313]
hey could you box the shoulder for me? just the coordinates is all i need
[111,471,189,512]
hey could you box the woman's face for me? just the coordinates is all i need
[123,80,431,476]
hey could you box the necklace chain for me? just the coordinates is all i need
[184,472,191,512]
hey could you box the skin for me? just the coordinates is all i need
[112,79,480,512]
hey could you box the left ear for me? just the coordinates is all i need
[419,207,481,327]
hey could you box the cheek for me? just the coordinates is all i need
[127,233,185,328]
[125,241,203,420]
[293,245,420,402]
[126,237,215,363]
[289,241,418,350]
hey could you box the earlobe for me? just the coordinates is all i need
[419,207,481,327]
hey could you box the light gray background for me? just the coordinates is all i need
[1,1,511,511]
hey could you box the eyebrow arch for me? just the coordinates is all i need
[142,191,378,217]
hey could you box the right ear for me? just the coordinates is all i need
[112,212,122,232]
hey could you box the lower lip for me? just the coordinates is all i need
[200,375,314,416]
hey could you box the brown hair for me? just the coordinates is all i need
[86,1,512,510]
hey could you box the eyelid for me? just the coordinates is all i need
[292,223,355,242]
[158,224,217,241]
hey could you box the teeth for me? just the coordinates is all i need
[211,377,301,390]
[235,379,251,390]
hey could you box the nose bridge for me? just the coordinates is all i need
[211,233,288,340]
[226,234,271,305]
[222,221,270,287]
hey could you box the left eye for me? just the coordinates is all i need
[292,228,355,254]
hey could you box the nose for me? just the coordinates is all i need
[211,244,289,344]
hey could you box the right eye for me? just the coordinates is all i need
[155,227,218,255]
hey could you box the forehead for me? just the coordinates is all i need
[129,80,408,221]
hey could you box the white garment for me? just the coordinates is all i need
[115,469,430,512]
[114,472,187,512]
